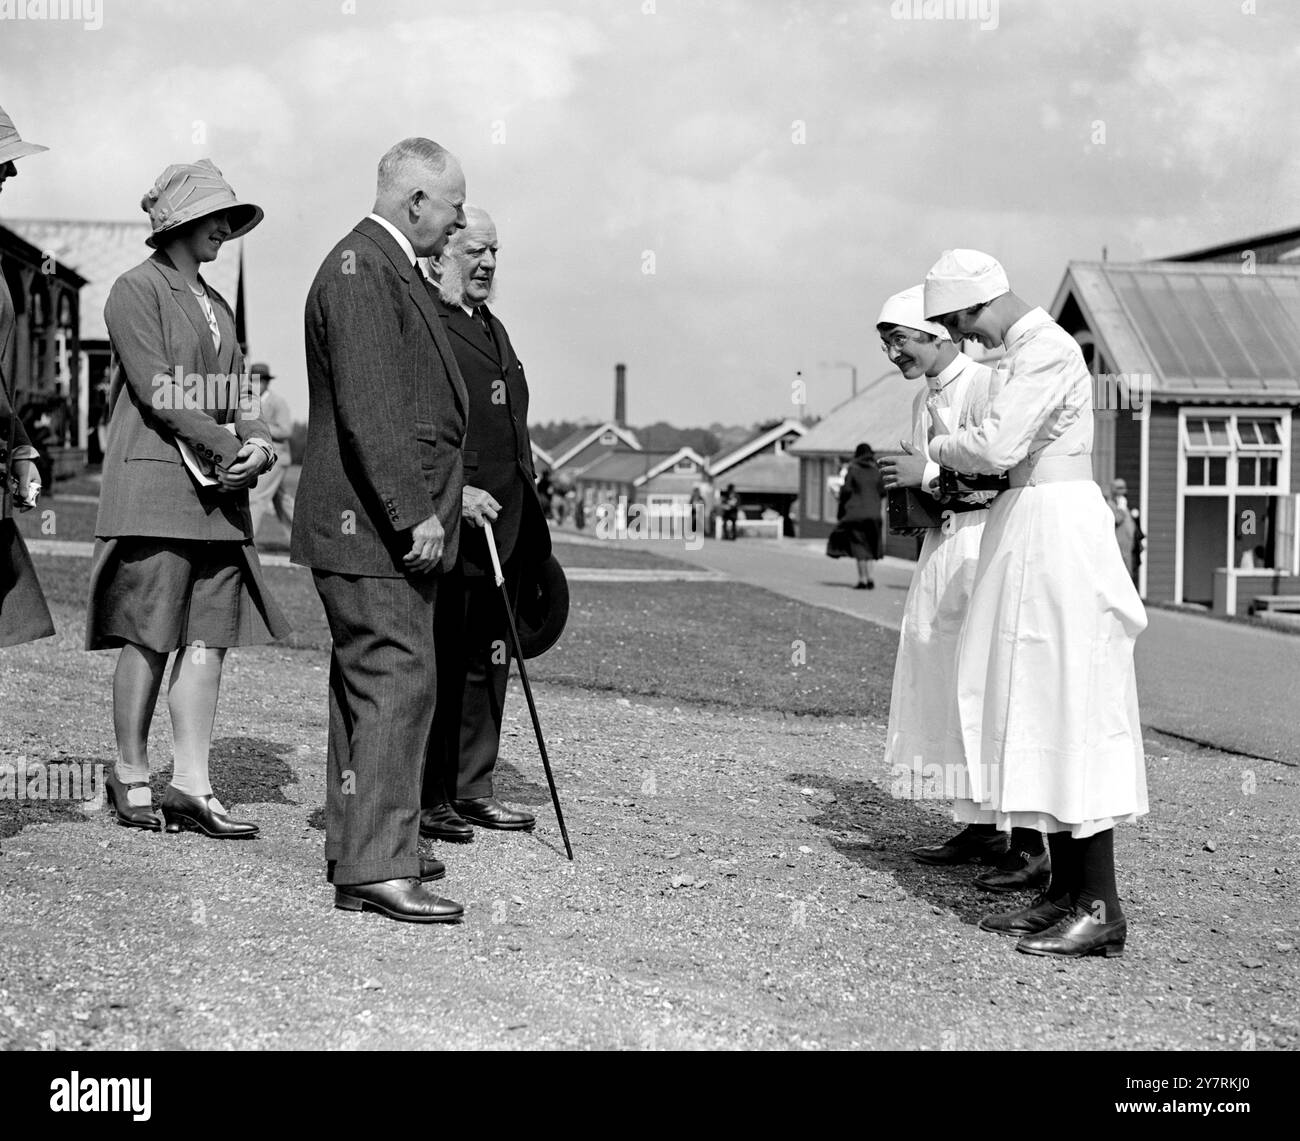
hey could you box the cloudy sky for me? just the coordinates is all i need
[1,0,1296,427]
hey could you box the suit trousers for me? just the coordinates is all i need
[423,562,519,805]
[314,569,438,886]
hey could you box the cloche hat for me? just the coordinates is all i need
[0,104,48,165]
[142,158,263,249]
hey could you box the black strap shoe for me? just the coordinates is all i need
[973,848,1050,893]
[160,787,258,839]
[453,796,536,831]
[419,803,475,843]
[910,827,1008,866]
[334,878,464,923]
[103,768,162,832]
[1015,907,1127,958]
[978,893,1072,936]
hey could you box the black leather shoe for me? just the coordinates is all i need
[911,828,1008,866]
[103,768,162,832]
[420,803,475,843]
[1016,908,1127,959]
[978,893,1072,936]
[454,796,535,831]
[974,848,1051,893]
[334,878,463,923]
[160,787,259,839]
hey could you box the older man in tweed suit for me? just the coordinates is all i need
[293,138,469,923]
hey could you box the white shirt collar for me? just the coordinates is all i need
[367,213,417,267]
[1003,306,1052,350]
[926,350,970,392]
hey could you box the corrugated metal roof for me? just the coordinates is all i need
[1,218,243,343]
[787,371,921,457]
[1060,261,1300,400]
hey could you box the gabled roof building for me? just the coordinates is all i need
[1052,254,1300,613]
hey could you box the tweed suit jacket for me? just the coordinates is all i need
[95,252,272,541]
[435,295,550,577]
[292,218,468,578]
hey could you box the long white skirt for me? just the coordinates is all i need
[951,480,1148,838]
[886,511,991,822]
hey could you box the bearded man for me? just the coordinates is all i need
[418,206,551,842]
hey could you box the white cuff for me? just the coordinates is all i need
[922,460,941,496]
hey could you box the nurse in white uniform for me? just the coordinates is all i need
[923,249,1148,960]
[876,287,1048,893]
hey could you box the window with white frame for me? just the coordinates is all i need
[1179,408,1294,581]
[1234,417,1284,489]
[1182,413,1285,491]
[1182,415,1232,488]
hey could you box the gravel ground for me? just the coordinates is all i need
[1,608,1296,1050]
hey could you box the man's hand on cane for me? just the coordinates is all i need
[462,485,501,528]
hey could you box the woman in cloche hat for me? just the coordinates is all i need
[88,159,289,839]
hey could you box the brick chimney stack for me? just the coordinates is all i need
[614,363,627,427]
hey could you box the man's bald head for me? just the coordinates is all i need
[436,204,499,307]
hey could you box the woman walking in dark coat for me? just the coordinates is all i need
[833,443,887,589]
[87,160,288,838]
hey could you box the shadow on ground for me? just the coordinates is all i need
[789,770,1020,928]
[1,738,295,840]
[209,736,299,807]
[816,579,909,592]
[0,754,105,839]
[493,759,550,806]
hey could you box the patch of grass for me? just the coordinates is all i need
[30,550,898,720]
[529,580,897,719]
[550,538,697,570]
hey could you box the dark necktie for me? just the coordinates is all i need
[476,307,500,361]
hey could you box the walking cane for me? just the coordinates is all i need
[483,520,574,861]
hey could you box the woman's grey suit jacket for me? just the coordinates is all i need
[96,251,272,541]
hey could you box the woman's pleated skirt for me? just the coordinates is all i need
[86,537,290,652]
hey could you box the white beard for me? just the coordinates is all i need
[435,254,496,308]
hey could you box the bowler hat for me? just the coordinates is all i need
[142,158,263,249]
[250,363,275,381]
[0,105,48,165]
[515,554,569,659]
